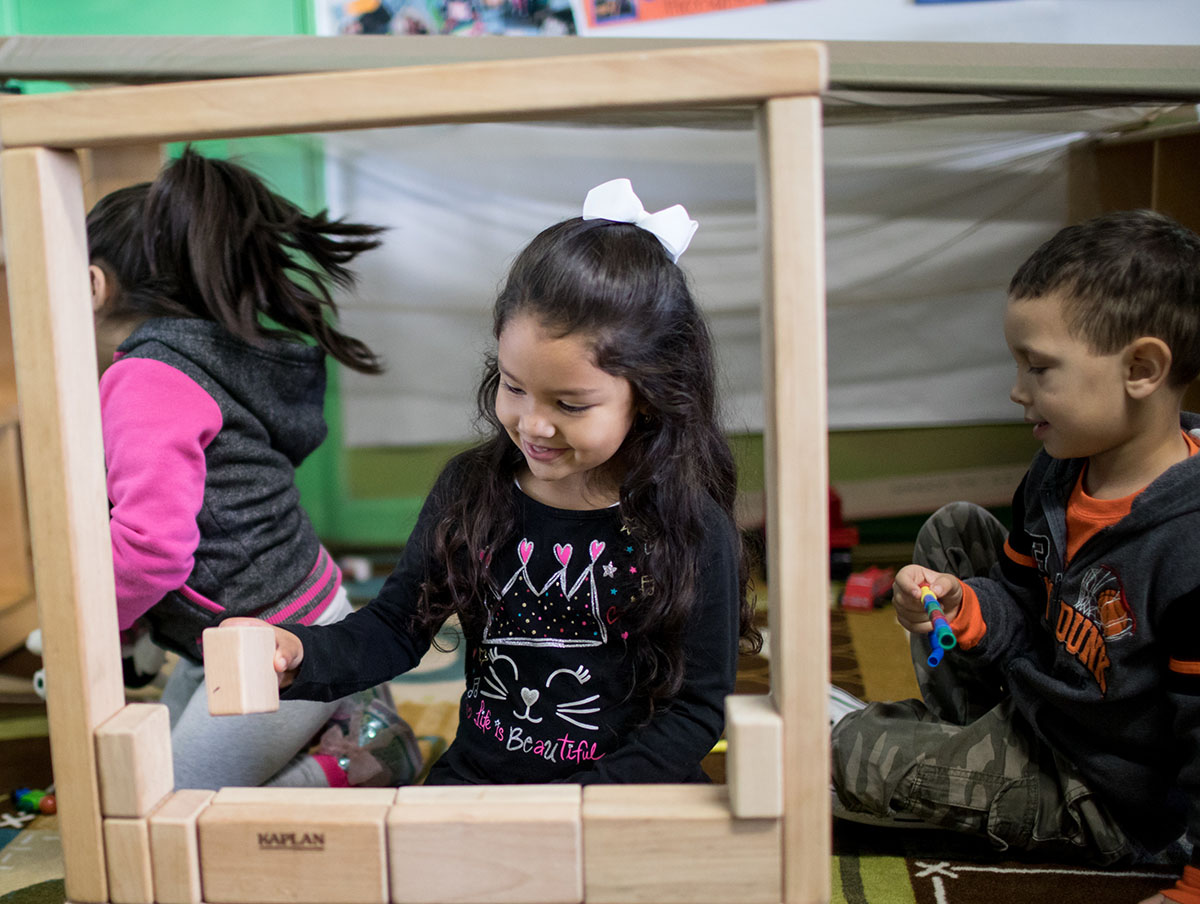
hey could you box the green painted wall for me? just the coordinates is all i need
[0,0,312,34]
[346,426,1042,500]
[339,422,1040,547]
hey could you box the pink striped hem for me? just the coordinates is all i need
[178,547,342,625]
[269,552,341,626]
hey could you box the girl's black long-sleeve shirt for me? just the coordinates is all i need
[284,460,742,784]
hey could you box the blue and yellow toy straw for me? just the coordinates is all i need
[920,583,957,667]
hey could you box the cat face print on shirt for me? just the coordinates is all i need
[467,533,647,761]
[479,649,601,731]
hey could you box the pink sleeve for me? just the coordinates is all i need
[100,358,223,630]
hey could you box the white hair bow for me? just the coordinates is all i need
[581,178,699,263]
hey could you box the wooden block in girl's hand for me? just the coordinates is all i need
[202,624,279,715]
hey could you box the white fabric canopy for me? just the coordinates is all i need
[327,101,1170,446]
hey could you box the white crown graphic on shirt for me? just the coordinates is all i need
[483,539,609,648]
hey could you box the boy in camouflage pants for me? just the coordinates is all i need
[832,502,1138,865]
[832,211,1200,904]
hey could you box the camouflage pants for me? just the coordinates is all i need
[831,502,1139,865]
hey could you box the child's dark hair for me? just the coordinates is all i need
[86,147,384,374]
[422,216,760,711]
[1009,209,1200,386]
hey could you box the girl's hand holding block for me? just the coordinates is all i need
[201,623,281,715]
[213,616,306,690]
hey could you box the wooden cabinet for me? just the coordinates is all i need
[0,146,164,659]
[0,248,38,658]
[1070,122,1200,412]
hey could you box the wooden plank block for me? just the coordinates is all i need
[0,420,35,635]
[95,702,174,818]
[104,815,155,904]
[1,145,125,903]
[198,787,396,904]
[202,623,280,715]
[758,95,831,904]
[389,785,582,904]
[0,42,827,149]
[1152,131,1200,232]
[0,412,35,660]
[725,694,784,818]
[582,784,780,904]
[78,144,163,213]
[835,464,1030,521]
[149,789,214,904]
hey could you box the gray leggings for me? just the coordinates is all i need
[161,592,352,790]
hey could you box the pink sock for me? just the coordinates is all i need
[312,754,349,788]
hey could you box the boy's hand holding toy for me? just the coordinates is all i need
[892,565,963,636]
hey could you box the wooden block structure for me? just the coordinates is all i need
[0,38,831,904]
[95,703,174,818]
[725,694,784,818]
[202,623,280,715]
[68,783,784,904]
[389,785,582,904]
[95,704,175,904]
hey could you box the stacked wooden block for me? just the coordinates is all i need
[89,771,783,904]
[92,623,786,904]
[95,702,185,904]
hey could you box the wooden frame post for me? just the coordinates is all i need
[759,94,830,904]
[1,146,125,902]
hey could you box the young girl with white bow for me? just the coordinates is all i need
[228,179,760,784]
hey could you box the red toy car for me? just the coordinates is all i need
[840,565,895,612]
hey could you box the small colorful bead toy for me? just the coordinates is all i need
[13,787,56,815]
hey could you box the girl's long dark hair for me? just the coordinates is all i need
[86,147,383,374]
[421,216,760,711]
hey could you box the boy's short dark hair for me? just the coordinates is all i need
[1009,209,1200,386]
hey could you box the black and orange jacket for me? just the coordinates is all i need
[949,412,1200,862]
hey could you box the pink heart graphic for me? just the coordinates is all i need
[589,540,605,561]
[554,543,572,566]
[518,539,534,565]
